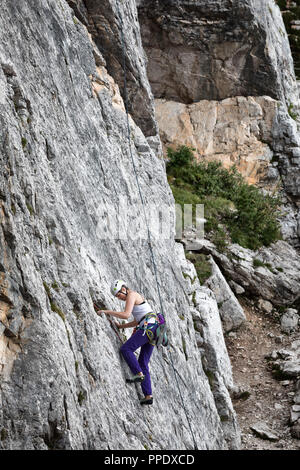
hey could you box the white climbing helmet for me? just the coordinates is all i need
[111,279,126,297]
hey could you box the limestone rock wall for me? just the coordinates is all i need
[155,96,279,186]
[197,240,300,308]
[137,0,298,106]
[68,0,160,140]
[0,0,239,450]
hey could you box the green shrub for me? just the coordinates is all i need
[167,145,195,169]
[78,391,86,406]
[51,281,59,290]
[253,258,265,268]
[167,146,281,250]
[288,103,299,121]
[253,259,276,273]
[0,428,8,441]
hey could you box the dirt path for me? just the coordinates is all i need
[225,300,300,450]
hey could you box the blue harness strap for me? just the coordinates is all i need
[136,313,159,346]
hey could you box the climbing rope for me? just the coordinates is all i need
[115,0,198,451]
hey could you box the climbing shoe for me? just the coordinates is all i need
[126,374,145,384]
[140,397,153,405]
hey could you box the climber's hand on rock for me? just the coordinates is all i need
[94,304,105,315]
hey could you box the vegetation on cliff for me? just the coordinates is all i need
[167,146,282,251]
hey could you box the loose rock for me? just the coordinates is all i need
[250,422,280,441]
[280,309,299,335]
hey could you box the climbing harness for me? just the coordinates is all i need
[137,312,158,345]
[115,0,198,450]
[136,312,168,347]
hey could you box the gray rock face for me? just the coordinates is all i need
[292,379,300,436]
[81,0,159,139]
[137,0,298,106]
[280,309,299,335]
[204,256,246,332]
[258,299,273,314]
[250,422,279,441]
[0,0,240,450]
[177,245,241,449]
[266,341,300,437]
[198,240,300,307]
[267,341,300,380]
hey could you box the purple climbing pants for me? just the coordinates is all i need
[120,326,158,397]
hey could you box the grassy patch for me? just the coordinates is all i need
[43,281,51,298]
[62,282,70,288]
[77,391,86,406]
[288,103,299,121]
[11,203,16,215]
[50,302,65,322]
[186,253,212,285]
[51,281,59,290]
[253,258,265,268]
[0,429,8,441]
[253,259,275,273]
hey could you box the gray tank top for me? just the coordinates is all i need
[132,301,153,324]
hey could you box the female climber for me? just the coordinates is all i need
[95,279,159,405]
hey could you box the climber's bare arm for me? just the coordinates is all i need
[115,319,138,330]
[95,291,137,319]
